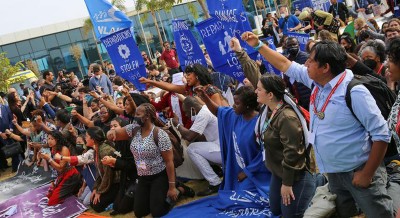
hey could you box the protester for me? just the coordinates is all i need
[241,31,393,217]
[172,96,222,196]
[278,5,302,35]
[39,130,81,206]
[139,64,229,106]
[89,63,113,95]
[107,103,178,217]
[161,41,180,75]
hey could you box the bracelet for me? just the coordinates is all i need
[57,92,62,97]
[168,181,176,184]
[253,40,264,51]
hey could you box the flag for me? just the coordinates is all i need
[287,32,310,52]
[195,17,246,82]
[84,0,133,39]
[100,28,146,91]
[172,19,207,71]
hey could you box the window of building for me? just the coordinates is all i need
[30,37,46,52]
[56,32,71,46]
[43,35,58,49]
[16,40,33,55]
[68,29,83,43]
[2,44,19,58]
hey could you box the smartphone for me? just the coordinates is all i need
[165,189,180,206]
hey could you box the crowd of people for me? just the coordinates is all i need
[0,1,400,217]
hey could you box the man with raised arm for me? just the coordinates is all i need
[239,32,393,217]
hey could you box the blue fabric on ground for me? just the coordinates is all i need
[165,107,275,218]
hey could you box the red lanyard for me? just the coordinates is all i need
[310,72,347,119]
[376,64,384,75]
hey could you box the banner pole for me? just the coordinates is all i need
[137,13,153,60]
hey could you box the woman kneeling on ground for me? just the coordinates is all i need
[39,131,81,206]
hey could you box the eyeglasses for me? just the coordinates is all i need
[99,112,108,115]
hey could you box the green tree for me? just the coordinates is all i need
[136,0,176,47]
[25,59,40,77]
[0,52,24,92]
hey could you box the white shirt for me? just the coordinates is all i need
[190,105,220,145]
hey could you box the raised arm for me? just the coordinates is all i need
[139,77,186,95]
[241,32,292,73]
[71,109,94,128]
[194,88,219,116]
[90,91,124,115]
[230,37,261,88]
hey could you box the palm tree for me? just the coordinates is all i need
[70,44,84,79]
[82,18,104,64]
[136,0,170,47]
[175,0,210,19]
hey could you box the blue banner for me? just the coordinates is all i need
[100,28,146,91]
[195,18,245,82]
[84,0,132,40]
[172,19,207,71]
[259,37,282,76]
[287,32,310,52]
[206,0,257,59]
[206,0,245,15]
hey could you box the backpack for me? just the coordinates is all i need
[132,126,184,168]
[345,74,398,157]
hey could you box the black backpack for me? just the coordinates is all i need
[345,74,398,157]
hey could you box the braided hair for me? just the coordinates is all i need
[139,103,165,127]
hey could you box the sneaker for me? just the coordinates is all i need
[197,184,220,196]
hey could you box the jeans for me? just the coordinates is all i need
[269,171,316,218]
[328,163,394,218]
[385,154,400,215]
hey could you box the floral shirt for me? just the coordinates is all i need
[126,124,172,176]
[387,92,400,154]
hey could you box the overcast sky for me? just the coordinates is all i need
[0,0,135,36]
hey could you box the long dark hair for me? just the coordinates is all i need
[185,64,212,86]
[259,74,286,101]
[86,126,106,145]
[48,130,67,152]
[6,92,19,107]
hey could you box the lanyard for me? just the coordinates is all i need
[377,64,384,75]
[261,101,283,134]
[310,72,347,120]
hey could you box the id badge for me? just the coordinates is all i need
[137,160,147,170]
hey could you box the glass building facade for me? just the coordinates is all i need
[0,1,275,78]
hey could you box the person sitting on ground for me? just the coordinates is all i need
[171,96,222,196]
[39,131,81,206]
